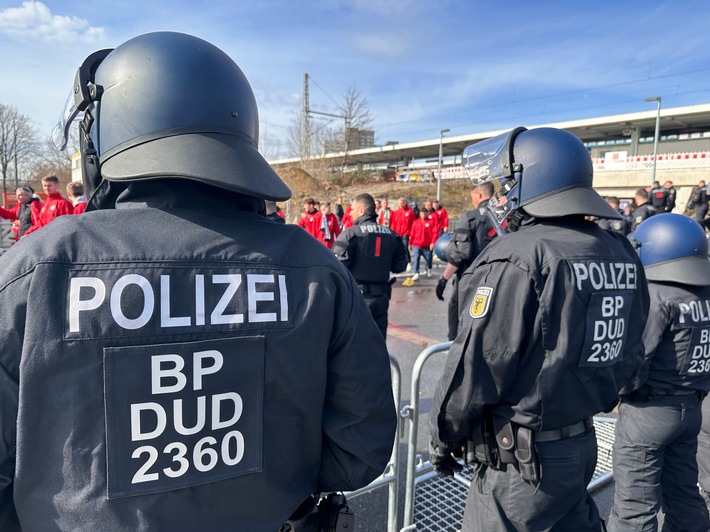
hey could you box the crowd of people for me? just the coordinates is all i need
[296,195,448,268]
[591,179,710,236]
[0,175,86,242]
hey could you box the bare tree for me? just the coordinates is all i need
[340,85,373,148]
[329,85,374,173]
[289,84,374,178]
[31,137,73,184]
[0,105,39,194]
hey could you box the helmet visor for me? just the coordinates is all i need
[463,127,527,185]
[52,48,113,151]
[52,88,84,151]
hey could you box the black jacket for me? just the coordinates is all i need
[0,181,396,531]
[629,281,710,393]
[630,203,656,232]
[445,199,496,276]
[333,214,408,284]
[18,197,39,237]
[430,217,649,446]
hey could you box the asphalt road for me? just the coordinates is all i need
[347,258,625,531]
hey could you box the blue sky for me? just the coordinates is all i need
[1,0,709,159]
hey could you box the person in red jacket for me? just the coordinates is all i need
[409,209,438,280]
[391,197,415,248]
[341,199,354,230]
[423,200,441,234]
[297,197,320,238]
[24,175,74,235]
[315,202,341,249]
[0,186,41,242]
[66,181,88,214]
[378,198,393,228]
[433,200,449,235]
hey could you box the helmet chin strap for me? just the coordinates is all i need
[506,209,526,232]
[80,108,131,211]
[80,112,102,200]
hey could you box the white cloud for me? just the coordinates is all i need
[351,32,410,59]
[0,1,105,43]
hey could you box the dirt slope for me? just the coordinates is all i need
[275,166,473,221]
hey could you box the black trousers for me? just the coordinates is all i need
[463,430,601,531]
[363,293,389,339]
[359,283,391,339]
[609,394,709,532]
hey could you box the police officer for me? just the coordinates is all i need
[690,180,710,224]
[631,188,657,232]
[333,193,408,338]
[435,181,496,341]
[0,32,396,531]
[428,127,650,531]
[702,240,710,511]
[663,180,677,212]
[608,214,710,532]
[650,180,669,212]
[596,196,630,236]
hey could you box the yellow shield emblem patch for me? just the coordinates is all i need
[470,287,493,319]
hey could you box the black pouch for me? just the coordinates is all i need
[317,493,354,532]
[387,277,396,299]
[280,496,320,532]
[467,417,499,467]
[628,385,651,402]
[514,426,540,486]
[493,416,516,464]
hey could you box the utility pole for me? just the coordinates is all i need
[302,73,311,162]
[644,96,661,188]
[301,73,350,160]
[437,129,450,202]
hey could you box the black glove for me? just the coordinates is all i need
[435,276,448,301]
[429,440,463,478]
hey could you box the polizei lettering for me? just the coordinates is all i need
[104,336,264,498]
[359,224,393,234]
[678,300,710,325]
[571,260,637,292]
[66,269,290,338]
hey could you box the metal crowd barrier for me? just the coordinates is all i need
[400,342,618,532]
[401,341,453,530]
[0,220,14,255]
[345,355,402,532]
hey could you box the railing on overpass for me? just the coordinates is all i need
[396,150,710,183]
[592,151,710,171]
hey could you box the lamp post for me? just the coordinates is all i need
[645,96,662,187]
[437,128,450,202]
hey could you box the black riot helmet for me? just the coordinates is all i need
[463,127,619,233]
[53,31,291,207]
[629,213,710,286]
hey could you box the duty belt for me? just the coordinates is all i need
[357,282,389,296]
[648,386,700,396]
[535,417,594,443]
